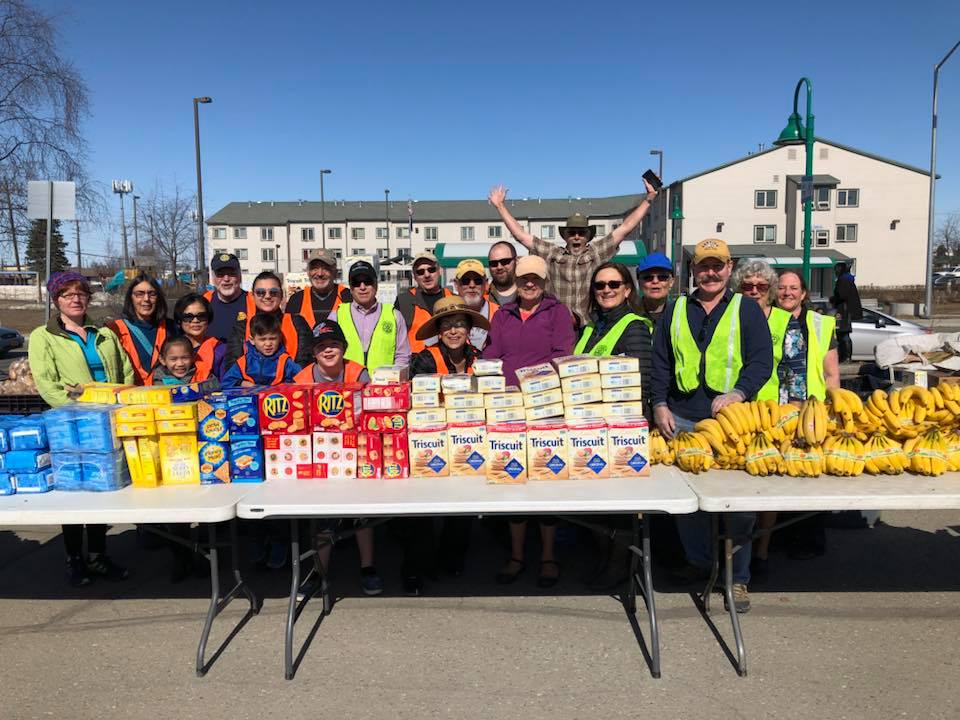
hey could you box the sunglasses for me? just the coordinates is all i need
[740,282,770,293]
[565,229,587,237]
[350,277,375,288]
[439,319,469,331]
[592,280,625,291]
[181,312,210,323]
[458,275,484,286]
[253,288,283,298]
[640,273,672,283]
[415,265,438,276]
[488,258,514,268]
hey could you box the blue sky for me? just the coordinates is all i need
[37,0,960,260]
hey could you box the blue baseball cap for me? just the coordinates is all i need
[636,252,673,276]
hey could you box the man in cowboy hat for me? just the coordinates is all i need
[487,176,659,323]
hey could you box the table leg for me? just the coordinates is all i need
[702,513,720,613]
[284,518,301,680]
[284,518,334,680]
[637,515,661,678]
[722,527,748,677]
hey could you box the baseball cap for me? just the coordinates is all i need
[636,252,673,276]
[312,319,348,350]
[692,238,731,265]
[515,255,547,280]
[307,248,337,269]
[211,253,241,274]
[412,251,438,269]
[348,259,379,284]
[455,259,486,280]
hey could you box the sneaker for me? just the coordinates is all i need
[359,566,384,596]
[266,541,288,570]
[402,575,423,596]
[668,563,710,586]
[67,555,92,587]
[86,555,129,581]
[296,575,321,603]
[724,583,751,614]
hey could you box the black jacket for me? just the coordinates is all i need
[831,273,863,331]
[225,309,314,368]
[409,343,480,377]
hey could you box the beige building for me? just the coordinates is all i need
[644,138,932,296]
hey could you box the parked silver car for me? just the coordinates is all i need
[808,302,929,361]
[0,326,24,356]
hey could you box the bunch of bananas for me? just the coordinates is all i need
[860,386,949,439]
[904,427,949,476]
[945,428,960,471]
[745,433,784,476]
[863,432,908,475]
[649,429,674,466]
[796,397,829,446]
[781,439,825,477]
[826,387,866,433]
[672,431,715,473]
[823,433,866,476]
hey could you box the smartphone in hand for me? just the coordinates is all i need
[642,169,663,192]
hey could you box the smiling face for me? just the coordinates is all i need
[308,262,335,293]
[637,268,674,303]
[252,278,283,312]
[487,245,516,287]
[313,339,345,374]
[562,227,589,255]
[350,274,377,307]
[693,257,732,296]
[55,281,90,324]
[438,313,470,351]
[214,269,241,299]
[593,267,631,311]
[180,300,210,343]
[739,274,771,311]
[162,342,194,379]
[413,261,440,293]
[517,273,546,304]
[777,271,806,316]
[130,280,158,322]
[455,272,486,309]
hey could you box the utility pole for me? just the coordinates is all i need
[75,218,81,271]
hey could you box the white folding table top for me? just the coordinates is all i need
[237,471,698,519]
[685,471,960,512]
[0,484,254,526]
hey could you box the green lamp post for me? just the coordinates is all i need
[669,193,684,293]
[773,77,815,287]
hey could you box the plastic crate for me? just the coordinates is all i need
[0,395,49,415]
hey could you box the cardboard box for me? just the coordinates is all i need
[525,402,565,422]
[198,440,231,484]
[362,411,408,433]
[169,378,220,403]
[226,389,261,436]
[561,374,602,393]
[518,371,561,394]
[598,356,640,375]
[445,393,483,409]
[441,373,476,394]
[371,365,410,384]
[552,354,599,378]
[311,383,362,432]
[154,403,197,421]
[156,418,198,435]
[312,431,357,479]
[115,405,155,423]
[362,383,411,412]
[198,394,230,441]
[259,385,310,434]
[382,431,409,478]
[567,420,610,479]
[122,438,143,486]
[264,434,313,479]
[472,359,503,376]
[486,407,525,423]
[411,391,441,408]
[445,407,485,424]
[357,432,382,478]
[137,437,161,487]
[115,420,157,438]
[157,433,200,485]
[600,401,645,418]
[562,388,603,406]
[230,435,264,482]
[411,374,442,393]
[602,387,643,403]
[408,408,447,427]
[564,404,606,421]
[607,417,649,477]
[77,382,133,404]
[600,372,642,389]
[486,422,527,484]
[117,386,175,405]
[476,375,506,394]
[527,420,569,480]
[484,388,523,409]
[447,422,487,475]
[408,423,449,477]
[523,387,563,408]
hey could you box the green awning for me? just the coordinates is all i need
[433,240,646,269]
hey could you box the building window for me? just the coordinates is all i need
[352,247,366,256]
[398,248,412,262]
[755,190,777,208]
[753,225,776,243]
[460,226,475,241]
[396,227,410,239]
[301,249,311,261]
[612,222,621,230]
[376,227,388,240]
[836,224,858,243]
[301,227,315,241]
[815,187,830,210]
[488,225,502,239]
[814,230,830,247]
[334,249,342,260]
[837,188,859,207]
[352,227,365,240]
[233,227,247,240]
[595,224,606,236]
[328,227,342,240]
[260,227,273,241]
[378,248,389,260]
[212,247,227,255]
[424,227,438,241]
[235,249,248,260]
[540,225,555,239]
[211,227,226,240]
[261,248,275,262]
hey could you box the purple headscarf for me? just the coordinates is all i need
[47,271,91,300]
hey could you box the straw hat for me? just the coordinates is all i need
[415,296,490,340]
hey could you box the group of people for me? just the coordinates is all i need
[26,176,858,610]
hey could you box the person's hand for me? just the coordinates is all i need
[654,404,676,440]
[241,380,254,388]
[711,390,745,416]
[642,176,659,200]
[487,184,508,209]
[65,383,83,399]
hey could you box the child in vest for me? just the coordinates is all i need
[222,312,302,388]
[294,320,371,384]
[151,336,204,385]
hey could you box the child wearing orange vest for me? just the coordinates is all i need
[293,319,370,385]
[222,313,302,388]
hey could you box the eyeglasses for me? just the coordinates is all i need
[488,258,514,268]
[592,280,625,291]
[458,275,484,286]
[439,319,469,331]
[214,270,238,278]
[60,292,90,301]
[253,288,282,298]
[415,266,438,276]
[740,282,770,293]
[565,229,586,237]
[640,273,672,283]
[132,290,158,299]
[181,312,210,323]
[350,277,375,288]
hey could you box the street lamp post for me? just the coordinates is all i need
[320,169,332,249]
[773,77,815,288]
[132,194,140,261]
[384,189,391,263]
[670,195,684,294]
[111,179,132,271]
[924,40,960,319]
[193,96,212,276]
[275,244,280,274]
[649,148,664,253]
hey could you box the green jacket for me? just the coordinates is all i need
[28,314,135,407]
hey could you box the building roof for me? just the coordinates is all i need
[674,137,931,186]
[786,174,841,186]
[206,194,647,226]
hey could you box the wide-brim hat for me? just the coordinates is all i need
[559,212,597,241]
[415,296,490,340]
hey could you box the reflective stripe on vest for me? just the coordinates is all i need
[110,319,166,386]
[237,353,290,385]
[670,294,743,394]
[193,337,219,382]
[573,313,651,356]
[805,311,835,401]
[756,307,793,401]
[407,288,452,353]
[337,303,397,373]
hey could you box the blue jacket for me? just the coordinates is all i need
[222,341,302,388]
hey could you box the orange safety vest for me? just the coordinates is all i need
[486,297,500,320]
[193,336,220,382]
[107,318,166,386]
[243,312,301,360]
[294,284,348,329]
[425,345,474,376]
[236,353,292,386]
[408,287,453,354]
[292,358,365,385]
[204,289,257,322]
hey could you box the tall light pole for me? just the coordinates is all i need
[193,96,212,275]
[320,169,332,249]
[384,188,391,262]
[649,149,664,252]
[924,40,960,318]
[132,194,140,261]
[112,179,132,271]
[773,77,815,287]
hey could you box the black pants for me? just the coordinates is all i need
[837,330,853,363]
[62,524,106,558]
[394,517,472,578]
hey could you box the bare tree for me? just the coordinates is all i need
[139,183,196,278]
[936,213,960,256]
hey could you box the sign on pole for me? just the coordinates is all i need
[27,180,76,220]
[800,175,814,205]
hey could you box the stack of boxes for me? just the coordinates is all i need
[198,388,263,483]
[258,385,311,480]
[358,365,410,478]
[0,415,53,494]
[311,382,361,478]
[43,405,131,491]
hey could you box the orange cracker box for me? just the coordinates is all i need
[259,385,310,435]
[311,383,361,432]
[312,431,357,479]
[357,432,382,478]
[363,411,408,433]
[264,434,314,479]
[382,431,409,478]
[361,383,411,412]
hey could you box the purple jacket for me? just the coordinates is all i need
[482,294,575,385]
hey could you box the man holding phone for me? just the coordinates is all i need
[487,175,659,324]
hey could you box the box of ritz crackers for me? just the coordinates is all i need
[259,385,310,434]
[311,383,361,432]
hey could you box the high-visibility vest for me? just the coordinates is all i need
[756,307,792,402]
[204,289,256,323]
[407,287,452,353]
[294,284,349,329]
[337,302,398,373]
[424,345,474,376]
[573,313,652,356]
[107,318,166,386]
[243,312,301,360]
[758,309,835,401]
[670,294,744,394]
[292,358,365,385]
[193,336,220,382]
[236,353,292,386]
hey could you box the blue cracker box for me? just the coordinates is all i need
[198,393,229,442]
[198,440,231,484]
[226,387,262,436]
[2,449,51,472]
[82,450,131,492]
[0,416,24,453]
[171,378,220,403]
[13,467,53,494]
[9,417,47,451]
[52,454,85,491]
[0,471,13,496]
[229,435,264,482]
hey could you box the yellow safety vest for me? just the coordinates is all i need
[756,307,793,401]
[573,313,651,356]
[670,294,743,394]
[336,302,398,373]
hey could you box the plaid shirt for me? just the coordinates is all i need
[530,233,620,323]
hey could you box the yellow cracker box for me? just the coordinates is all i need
[472,359,503,376]
[155,403,197,421]
[516,364,561,394]
[122,438,143,485]
[567,420,610,479]
[114,405,155,423]
[600,372,642,389]
[562,388,603,406]
[371,365,410,384]
[484,388,524,409]
[476,375,506,394]
[440,373,476,394]
[198,440,231,484]
[78,382,133,404]
[524,402,564,422]
[447,422,487,475]
[411,391,442,408]
[598,356,640,375]
[411,373,442,393]
[445,393,484,409]
[157,433,200,485]
[527,420,569,480]
[561,374,602,393]
[607,417,649,477]
[486,406,526,423]
[601,401,645,418]
[137,436,161,487]
[602,387,643,403]
[564,404,606,421]
[116,420,157,438]
[408,423,449,477]
[486,422,527,484]
[117,386,175,405]
[552,354,599,378]
[445,407,485,424]
[523,387,562,408]
[408,408,447,427]
[156,418,198,435]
